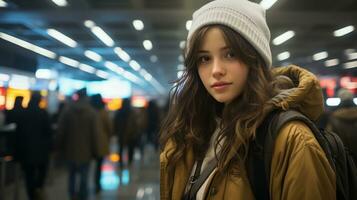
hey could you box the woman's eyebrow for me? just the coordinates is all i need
[198,50,210,53]
[221,46,231,51]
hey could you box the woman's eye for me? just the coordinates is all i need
[199,55,210,63]
[226,52,236,59]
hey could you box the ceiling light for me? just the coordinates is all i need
[140,69,152,82]
[79,63,96,74]
[36,69,52,79]
[104,61,117,70]
[59,56,79,68]
[84,20,96,28]
[139,69,148,77]
[90,26,114,47]
[177,64,185,70]
[0,0,8,7]
[260,0,278,10]
[144,73,152,81]
[104,61,124,74]
[47,28,77,48]
[344,61,357,69]
[150,55,158,63]
[333,25,355,37]
[129,60,141,71]
[347,52,357,60]
[123,71,140,84]
[51,0,67,7]
[139,69,154,82]
[0,73,10,82]
[143,40,153,51]
[179,41,186,49]
[177,71,184,79]
[178,55,184,62]
[114,47,131,62]
[0,32,56,59]
[48,80,58,91]
[133,20,144,31]
[326,98,341,107]
[312,51,328,61]
[324,59,339,67]
[272,30,295,46]
[277,51,290,61]
[96,70,109,79]
[186,20,192,31]
[84,50,102,62]
[9,75,30,90]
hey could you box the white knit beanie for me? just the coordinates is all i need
[187,0,272,68]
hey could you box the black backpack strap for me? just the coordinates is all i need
[247,110,336,200]
[246,110,278,200]
[274,111,335,168]
[323,129,349,199]
[183,158,218,200]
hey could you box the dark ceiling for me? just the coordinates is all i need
[0,0,357,95]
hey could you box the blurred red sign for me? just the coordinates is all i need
[0,87,5,110]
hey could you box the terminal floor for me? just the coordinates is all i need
[3,145,159,200]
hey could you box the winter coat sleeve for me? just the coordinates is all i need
[270,120,336,200]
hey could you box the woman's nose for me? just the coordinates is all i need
[212,59,226,78]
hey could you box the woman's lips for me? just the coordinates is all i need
[211,82,232,90]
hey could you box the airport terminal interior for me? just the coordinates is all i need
[0,0,356,199]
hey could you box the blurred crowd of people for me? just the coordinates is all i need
[0,88,167,200]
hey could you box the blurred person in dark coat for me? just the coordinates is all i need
[0,107,5,128]
[113,98,131,168]
[327,88,357,161]
[90,94,112,194]
[113,98,147,167]
[8,92,52,200]
[57,88,100,200]
[4,96,25,158]
[51,101,66,130]
[5,96,25,127]
[146,100,160,150]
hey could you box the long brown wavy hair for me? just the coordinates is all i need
[160,24,276,172]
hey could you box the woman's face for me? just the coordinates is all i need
[197,27,249,104]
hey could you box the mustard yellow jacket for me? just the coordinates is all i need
[160,66,336,200]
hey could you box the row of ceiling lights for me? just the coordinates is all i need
[1,0,164,93]
[52,0,276,10]
[0,31,142,84]
[81,20,164,93]
[0,17,165,94]
[274,25,356,69]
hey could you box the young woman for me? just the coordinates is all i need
[159,0,335,199]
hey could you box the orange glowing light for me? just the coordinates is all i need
[109,153,120,162]
[6,88,31,110]
[4,156,13,162]
[105,98,122,111]
[132,96,148,108]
